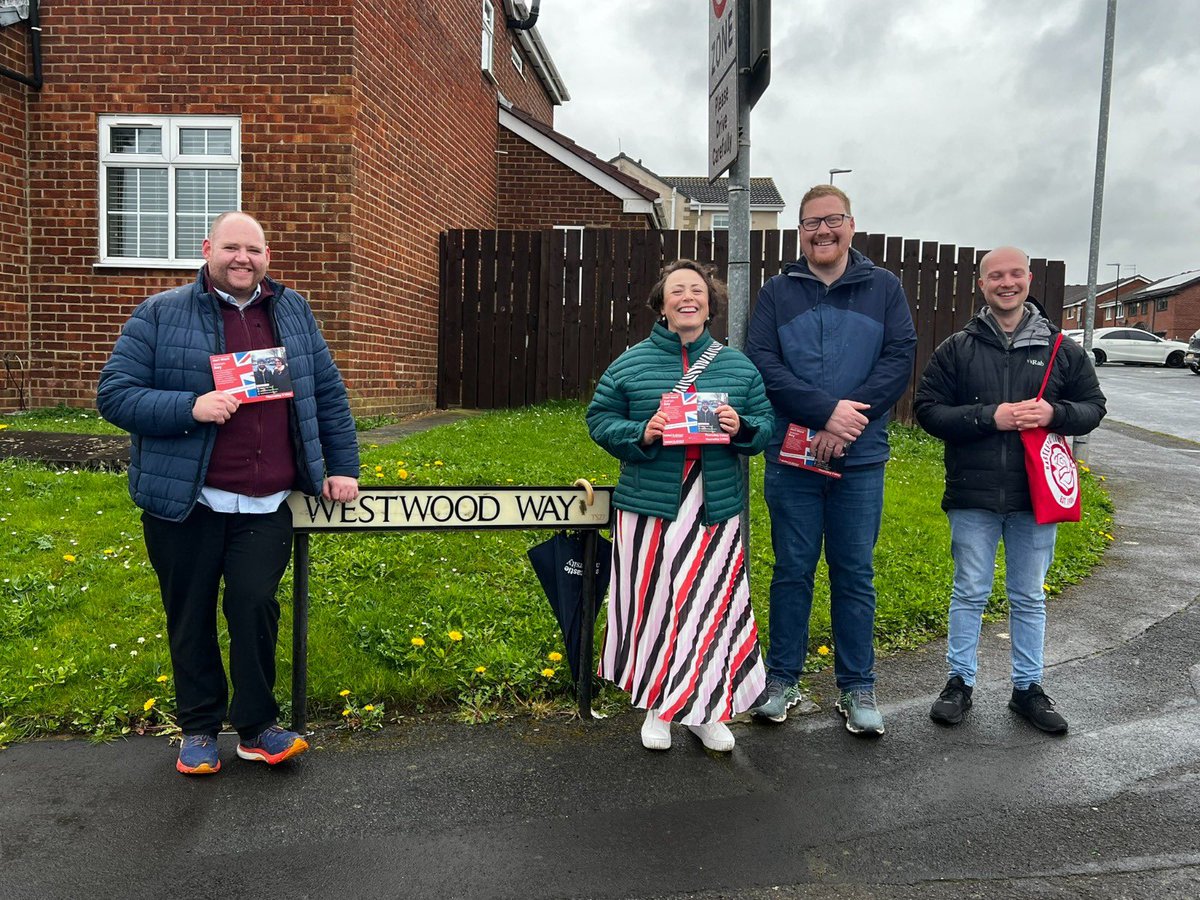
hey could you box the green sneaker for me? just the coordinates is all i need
[836,688,885,736]
[750,679,805,723]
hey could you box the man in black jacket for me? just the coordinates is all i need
[913,246,1106,733]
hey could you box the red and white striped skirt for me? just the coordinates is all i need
[599,461,766,725]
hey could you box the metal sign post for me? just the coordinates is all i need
[287,484,614,731]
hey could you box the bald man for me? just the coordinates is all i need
[99,212,360,774]
[913,247,1105,734]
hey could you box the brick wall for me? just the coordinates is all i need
[9,0,559,416]
[1139,283,1200,342]
[495,128,652,230]
[0,25,28,410]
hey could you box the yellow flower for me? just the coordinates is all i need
[103,548,115,555]
[0,423,7,430]
[339,689,351,697]
[342,709,351,717]
[411,636,426,647]
[363,705,375,712]
[143,698,156,712]
[448,630,463,642]
[397,469,408,480]
[1043,584,1051,593]
[63,554,76,563]
[817,645,830,656]
[547,651,563,663]
[541,667,556,678]
[434,460,444,467]
[475,665,487,674]
[156,674,169,683]
[374,465,383,473]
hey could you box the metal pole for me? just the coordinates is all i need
[1076,0,1117,465]
[728,0,753,550]
[291,532,310,734]
[578,529,598,719]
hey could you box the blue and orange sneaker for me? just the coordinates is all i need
[236,725,309,765]
[176,733,221,775]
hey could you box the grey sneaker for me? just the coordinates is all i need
[836,688,885,736]
[750,679,805,723]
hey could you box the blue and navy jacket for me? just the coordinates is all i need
[745,249,917,466]
[97,269,360,522]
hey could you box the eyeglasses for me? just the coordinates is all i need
[800,213,850,231]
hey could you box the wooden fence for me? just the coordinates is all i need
[437,229,1065,423]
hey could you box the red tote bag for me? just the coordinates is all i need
[1020,333,1081,524]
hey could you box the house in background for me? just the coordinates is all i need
[610,153,785,231]
[1116,271,1200,341]
[1063,275,1153,330]
[0,0,651,417]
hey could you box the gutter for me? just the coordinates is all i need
[0,0,42,90]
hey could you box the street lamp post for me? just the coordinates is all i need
[1107,262,1135,325]
[828,167,852,184]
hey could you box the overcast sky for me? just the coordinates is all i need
[536,0,1198,284]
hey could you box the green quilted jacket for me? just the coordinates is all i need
[587,323,774,524]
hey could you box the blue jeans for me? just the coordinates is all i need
[764,461,885,691]
[946,509,1058,690]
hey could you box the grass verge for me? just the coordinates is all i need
[0,401,1112,745]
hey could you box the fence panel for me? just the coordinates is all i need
[438,228,1066,422]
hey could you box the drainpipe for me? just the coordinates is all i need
[0,0,43,91]
[506,0,540,30]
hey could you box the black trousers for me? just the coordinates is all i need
[142,502,293,739]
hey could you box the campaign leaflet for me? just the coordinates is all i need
[660,391,730,446]
[778,423,844,478]
[209,346,294,403]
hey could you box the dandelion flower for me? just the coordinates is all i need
[143,698,156,712]
[548,651,563,663]
[63,554,76,563]
[434,460,444,467]
[363,705,375,712]
[1043,584,1051,593]
[397,469,408,479]
[339,689,351,697]
[411,636,426,648]
[817,645,830,656]
[104,548,115,555]
[156,674,169,683]
[541,667,556,678]
[448,630,463,642]
[475,665,487,674]
[375,465,383,472]
[342,709,351,717]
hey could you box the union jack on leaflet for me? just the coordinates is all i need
[209,346,294,404]
[778,423,842,478]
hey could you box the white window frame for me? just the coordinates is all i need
[481,0,496,81]
[98,114,241,268]
[711,213,730,230]
[511,45,524,76]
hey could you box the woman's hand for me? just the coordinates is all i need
[642,410,668,445]
[716,404,740,435]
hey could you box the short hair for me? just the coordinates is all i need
[978,246,1031,276]
[647,259,726,321]
[798,185,852,220]
[207,210,265,242]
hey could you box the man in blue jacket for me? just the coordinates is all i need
[746,186,916,735]
[98,212,360,775]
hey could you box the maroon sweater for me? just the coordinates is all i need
[205,281,298,496]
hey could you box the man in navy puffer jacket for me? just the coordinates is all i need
[746,185,916,736]
[98,212,359,775]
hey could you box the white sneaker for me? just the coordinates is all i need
[641,710,671,751]
[688,721,735,752]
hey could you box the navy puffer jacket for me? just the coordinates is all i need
[97,269,360,522]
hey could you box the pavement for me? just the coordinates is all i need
[2,407,1199,899]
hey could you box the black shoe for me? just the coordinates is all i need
[930,675,973,725]
[1008,684,1068,734]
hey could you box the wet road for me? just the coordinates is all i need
[1094,364,1200,442]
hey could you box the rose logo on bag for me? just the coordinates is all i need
[1039,434,1078,508]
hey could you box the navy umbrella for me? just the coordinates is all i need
[527,530,612,688]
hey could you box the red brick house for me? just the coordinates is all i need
[1116,271,1200,341]
[0,1,653,416]
[1062,275,1152,331]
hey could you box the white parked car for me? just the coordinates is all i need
[1066,327,1189,368]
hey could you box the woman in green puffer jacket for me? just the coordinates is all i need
[587,259,773,754]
